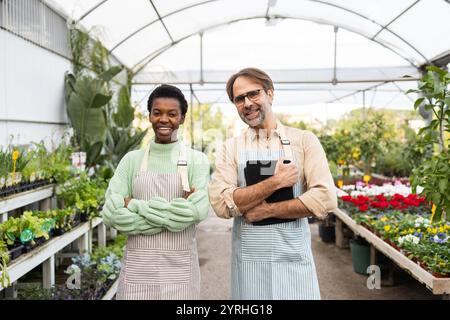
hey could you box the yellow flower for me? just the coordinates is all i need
[363,175,371,183]
[401,231,407,235]
[408,228,415,234]
[416,229,421,233]
[338,159,345,166]
[12,150,20,161]
[431,204,437,221]
[439,226,444,233]
[426,227,432,233]
[337,180,344,189]
[384,225,391,232]
[380,217,388,222]
[432,228,438,234]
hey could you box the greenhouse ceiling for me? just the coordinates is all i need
[42,0,450,106]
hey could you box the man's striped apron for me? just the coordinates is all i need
[231,127,321,300]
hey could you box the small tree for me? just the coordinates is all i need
[408,66,450,223]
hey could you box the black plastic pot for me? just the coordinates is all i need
[80,213,89,222]
[7,245,24,261]
[51,228,65,237]
[34,237,47,247]
[319,223,336,243]
[22,242,34,254]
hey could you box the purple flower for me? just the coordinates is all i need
[429,233,449,244]
[413,232,423,239]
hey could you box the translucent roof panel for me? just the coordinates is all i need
[201,19,335,70]
[272,0,381,36]
[113,21,171,68]
[44,0,450,71]
[80,0,157,49]
[162,0,266,41]
[381,0,450,61]
[132,81,418,110]
[45,0,104,20]
[321,0,418,25]
[43,0,450,106]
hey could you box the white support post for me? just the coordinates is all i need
[98,222,106,247]
[110,227,117,239]
[42,255,55,289]
[77,232,89,254]
[39,198,51,211]
[88,227,93,253]
[1,212,7,223]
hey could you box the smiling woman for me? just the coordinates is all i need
[147,85,188,144]
[101,84,210,300]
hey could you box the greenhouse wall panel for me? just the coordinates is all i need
[0,29,70,146]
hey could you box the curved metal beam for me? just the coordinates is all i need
[108,0,428,64]
[131,16,419,75]
[110,0,218,52]
[79,0,109,21]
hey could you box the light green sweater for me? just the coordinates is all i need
[101,140,210,235]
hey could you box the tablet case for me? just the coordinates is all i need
[244,160,296,226]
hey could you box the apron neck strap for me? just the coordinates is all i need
[140,141,190,192]
[277,123,293,162]
[177,143,190,192]
[244,124,293,161]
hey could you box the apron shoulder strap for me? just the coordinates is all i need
[139,144,151,172]
[277,124,293,162]
[177,142,190,192]
[139,141,190,192]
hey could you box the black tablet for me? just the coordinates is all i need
[244,160,296,226]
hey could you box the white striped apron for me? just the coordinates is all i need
[116,143,200,300]
[231,128,321,300]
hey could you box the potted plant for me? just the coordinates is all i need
[318,214,336,243]
[350,236,371,275]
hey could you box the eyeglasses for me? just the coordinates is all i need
[233,89,263,106]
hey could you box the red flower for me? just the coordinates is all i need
[375,195,387,202]
[357,195,370,202]
[341,196,353,202]
[358,204,369,212]
[389,200,401,208]
[392,194,405,202]
[370,201,390,209]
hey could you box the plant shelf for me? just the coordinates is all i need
[333,208,450,295]
[101,278,119,300]
[0,184,54,215]
[0,217,103,291]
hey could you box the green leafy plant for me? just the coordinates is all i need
[56,173,106,219]
[31,209,75,233]
[408,66,450,223]
[0,238,10,288]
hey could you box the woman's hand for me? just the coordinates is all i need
[124,197,132,208]
[183,186,196,199]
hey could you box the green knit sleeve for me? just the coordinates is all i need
[102,147,211,234]
[101,151,164,235]
[127,149,210,232]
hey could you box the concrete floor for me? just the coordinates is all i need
[197,209,439,300]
